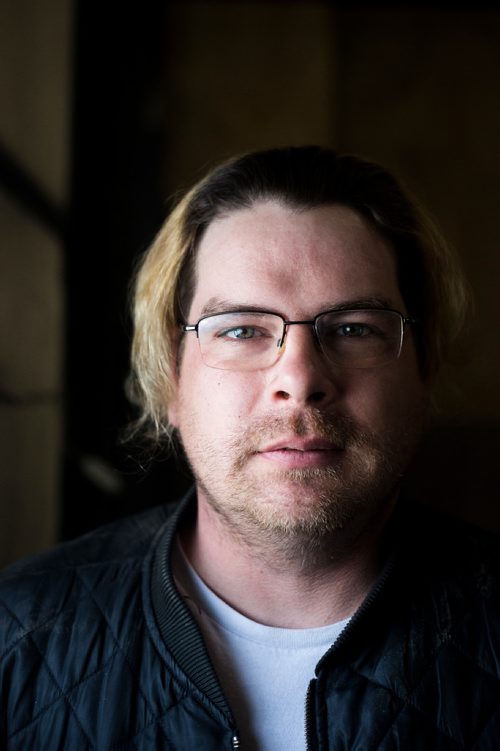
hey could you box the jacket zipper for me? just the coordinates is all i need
[304,679,315,750]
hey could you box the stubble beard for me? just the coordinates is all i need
[181,408,423,566]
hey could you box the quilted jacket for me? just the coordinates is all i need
[1,490,500,750]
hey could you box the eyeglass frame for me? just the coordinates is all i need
[180,306,417,370]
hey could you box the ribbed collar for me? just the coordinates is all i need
[150,489,234,720]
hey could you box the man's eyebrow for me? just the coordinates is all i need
[199,298,274,316]
[328,297,396,312]
[199,296,398,317]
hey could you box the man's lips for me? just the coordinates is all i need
[256,437,344,468]
[259,437,342,452]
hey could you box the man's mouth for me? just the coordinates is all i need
[256,437,344,468]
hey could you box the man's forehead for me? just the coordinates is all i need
[199,200,371,245]
[189,201,401,316]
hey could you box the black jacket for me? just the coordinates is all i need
[1,491,500,750]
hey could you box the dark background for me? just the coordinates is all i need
[2,2,500,567]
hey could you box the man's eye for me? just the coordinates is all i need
[335,323,372,338]
[219,326,261,340]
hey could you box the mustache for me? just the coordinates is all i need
[229,409,370,455]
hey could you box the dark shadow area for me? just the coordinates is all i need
[404,420,500,534]
[61,2,188,541]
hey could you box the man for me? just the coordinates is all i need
[1,146,499,750]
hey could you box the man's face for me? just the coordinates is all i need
[169,201,429,549]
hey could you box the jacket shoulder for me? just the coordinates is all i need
[0,496,215,749]
[0,502,177,653]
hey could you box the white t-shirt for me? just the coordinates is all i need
[173,542,350,751]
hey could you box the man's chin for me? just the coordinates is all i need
[247,500,355,540]
[220,478,382,541]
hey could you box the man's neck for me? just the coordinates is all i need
[179,494,395,629]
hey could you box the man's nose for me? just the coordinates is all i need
[268,324,341,406]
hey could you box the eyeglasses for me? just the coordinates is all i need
[181,308,416,371]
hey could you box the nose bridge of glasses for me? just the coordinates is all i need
[278,318,321,352]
